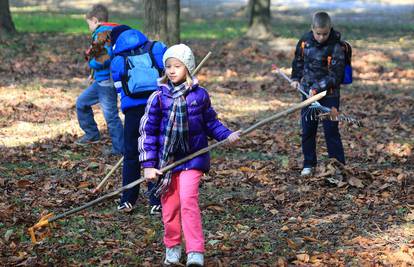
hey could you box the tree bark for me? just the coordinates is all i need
[143,0,168,43]
[246,0,273,40]
[167,0,180,45]
[0,0,16,35]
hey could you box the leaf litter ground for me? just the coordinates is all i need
[0,31,413,266]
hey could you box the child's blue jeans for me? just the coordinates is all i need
[301,96,345,168]
[76,81,124,154]
[120,105,160,206]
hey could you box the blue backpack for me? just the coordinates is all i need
[120,41,163,99]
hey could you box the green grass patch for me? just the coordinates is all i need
[12,11,246,39]
[13,13,88,34]
[12,12,144,34]
[11,11,414,41]
[181,19,247,39]
[2,161,49,179]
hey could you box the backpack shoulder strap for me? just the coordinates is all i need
[326,41,339,67]
[147,41,163,76]
[341,40,352,65]
[121,55,129,92]
[300,41,306,58]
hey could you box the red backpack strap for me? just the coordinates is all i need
[300,41,306,58]
[327,55,332,66]
[326,41,336,68]
[100,22,120,27]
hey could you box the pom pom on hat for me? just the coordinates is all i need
[163,44,195,74]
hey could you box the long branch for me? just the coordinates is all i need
[46,91,326,223]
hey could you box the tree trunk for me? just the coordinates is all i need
[246,0,273,40]
[167,0,180,45]
[0,0,16,35]
[143,0,168,43]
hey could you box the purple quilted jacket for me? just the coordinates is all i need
[138,79,233,173]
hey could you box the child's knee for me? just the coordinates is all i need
[102,108,120,122]
[180,194,199,210]
[76,97,87,109]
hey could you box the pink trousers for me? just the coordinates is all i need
[161,169,205,253]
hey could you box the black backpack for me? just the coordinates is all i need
[301,40,353,84]
[327,40,353,84]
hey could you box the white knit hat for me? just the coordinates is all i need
[162,44,195,74]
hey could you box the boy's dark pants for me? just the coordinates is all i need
[121,105,160,206]
[301,96,345,168]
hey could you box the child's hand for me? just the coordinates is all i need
[308,89,317,97]
[227,130,241,144]
[290,81,300,89]
[144,168,162,181]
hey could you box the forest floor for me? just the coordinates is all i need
[1,4,413,266]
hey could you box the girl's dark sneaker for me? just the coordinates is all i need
[117,201,133,213]
[150,205,162,215]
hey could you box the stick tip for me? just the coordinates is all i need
[91,188,99,194]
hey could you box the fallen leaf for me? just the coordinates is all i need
[348,177,364,188]
[239,166,254,172]
[269,209,278,215]
[78,181,90,188]
[17,180,32,188]
[285,238,299,250]
[296,253,310,262]
[303,236,319,243]
[4,229,13,242]
[281,225,289,231]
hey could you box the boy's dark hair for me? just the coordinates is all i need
[86,4,109,22]
[312,11,331,29]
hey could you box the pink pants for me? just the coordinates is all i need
[161,169,205,253]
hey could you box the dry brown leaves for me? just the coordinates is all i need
[0,32,413,266]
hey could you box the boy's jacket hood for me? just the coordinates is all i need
[113,29,148,54]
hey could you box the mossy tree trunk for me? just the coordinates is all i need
[246,0,273,40]
[0,0,17,36]
[143,0,168,43]
[167,0,180,45]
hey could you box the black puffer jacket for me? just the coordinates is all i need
[291,29,345,97]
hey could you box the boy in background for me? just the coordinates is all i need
[75,4,123,156]
[291,11,346,176]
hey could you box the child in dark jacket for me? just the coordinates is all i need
[291,11,346,176]
[75,4,123,155]
[110,27,167,213]
[139,44,239,266]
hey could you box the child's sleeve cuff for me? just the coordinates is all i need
[142,160,157,168]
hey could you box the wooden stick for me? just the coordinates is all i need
[92,157,123,193]
[32,92,326,228]
[193,51,211,75]
[272,64,324,106]
[92,51,213,193]
[272,64,362,126]
[160,91,327,172]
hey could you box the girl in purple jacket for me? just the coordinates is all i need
[138,44,239,266]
